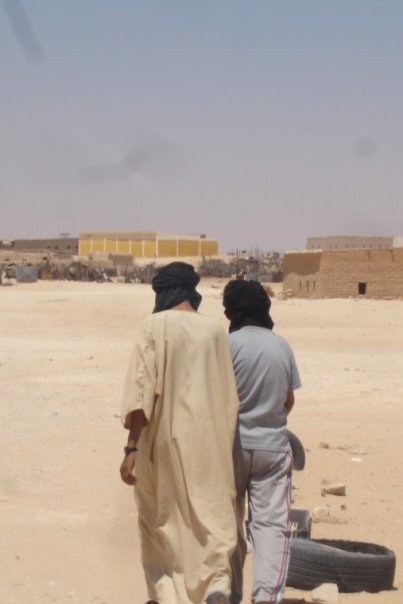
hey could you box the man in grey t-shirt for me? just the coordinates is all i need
[223,280,301,604]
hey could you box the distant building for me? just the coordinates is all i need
[283,236,403,299]
[306,235,403,251]
[3,237,78,254]
[78,231,219,259]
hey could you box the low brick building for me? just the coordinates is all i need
[283,248,403,299]
[5,238,78,254]
[306,235,403,251]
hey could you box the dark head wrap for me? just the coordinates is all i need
[152,261,202,313]
[222,279,274,333]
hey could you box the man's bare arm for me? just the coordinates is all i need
[120,410,148,486]
[284,390,295,415]
[127,409,148,448]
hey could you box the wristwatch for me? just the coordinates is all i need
[124,446,137,455]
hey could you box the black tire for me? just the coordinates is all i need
[286,429,305,471]
[287,538,396,593]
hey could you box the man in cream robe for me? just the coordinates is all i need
[120,263,239,604]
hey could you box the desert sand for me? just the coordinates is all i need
[0,279,402,604]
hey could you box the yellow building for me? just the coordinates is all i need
[78,231,219,259]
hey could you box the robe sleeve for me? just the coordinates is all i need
[121,318,157,428]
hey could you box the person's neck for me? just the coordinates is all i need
[171,300,196,312]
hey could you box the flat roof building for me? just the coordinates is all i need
[78,231,219,259]
[306,235,403,251]
[283,236,403,299]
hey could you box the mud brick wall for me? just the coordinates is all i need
[282,252,322,297]
[283,249,403,299]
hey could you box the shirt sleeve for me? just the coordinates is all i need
[121,319,157,428]
[289,349,302,390]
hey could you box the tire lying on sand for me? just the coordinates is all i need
[286,429,305,471]
[287,538,396,593]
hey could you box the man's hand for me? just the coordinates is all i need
[120,451,137,485]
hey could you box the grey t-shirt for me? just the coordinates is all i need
[229,326,302,451]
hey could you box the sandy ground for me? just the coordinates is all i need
[0,279,402,604]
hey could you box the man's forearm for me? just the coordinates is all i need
[284,390,295,415]
[127,409,148,446]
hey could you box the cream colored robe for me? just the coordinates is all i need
[121,310,239,604]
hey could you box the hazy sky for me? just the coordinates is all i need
[2,1,403,253]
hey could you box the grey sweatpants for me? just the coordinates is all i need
[230,447,292,604]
